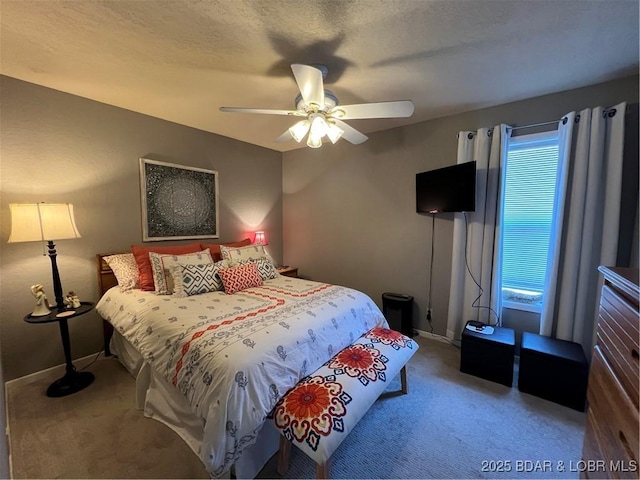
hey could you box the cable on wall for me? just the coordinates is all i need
[463,212,500,326]
[426,213,435,333]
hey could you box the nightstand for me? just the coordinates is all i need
[277,266,299,278]
[24,301,95,397]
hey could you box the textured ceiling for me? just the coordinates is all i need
[1,0,638,152]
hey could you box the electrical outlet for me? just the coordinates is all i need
[427,308,433,321]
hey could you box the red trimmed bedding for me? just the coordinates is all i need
[96,274,387,477]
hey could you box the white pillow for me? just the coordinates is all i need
[220,243,271,264]
[149,250,212,295]
[104,253,140,291]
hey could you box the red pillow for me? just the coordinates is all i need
[131,243,203,291]
[201,238,252,261]
[218,262,263,294]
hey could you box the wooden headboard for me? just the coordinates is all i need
[96,253,126,355]
[97,253,122,296]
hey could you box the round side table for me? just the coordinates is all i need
[24,301,95,397]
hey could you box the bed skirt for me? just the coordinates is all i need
[110,331,279,478]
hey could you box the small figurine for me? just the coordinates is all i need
[30,284,51,317]
[64,291,81,309]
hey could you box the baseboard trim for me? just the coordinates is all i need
[414,329,452,344]
[5,351,106,389]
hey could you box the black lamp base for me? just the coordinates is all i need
[46,370,94,398]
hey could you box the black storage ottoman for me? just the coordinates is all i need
[460,323,515,387]
[518,332,588,411]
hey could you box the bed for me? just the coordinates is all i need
[95,252,388,478]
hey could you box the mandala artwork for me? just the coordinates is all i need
[140,158,219,240]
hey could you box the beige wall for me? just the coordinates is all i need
[282,74,639,337]
[1,74,637,382]
[0,76,283,381]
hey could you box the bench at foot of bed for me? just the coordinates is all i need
[270,327,419,479]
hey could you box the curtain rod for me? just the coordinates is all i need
[461,105,623,137]
[461,117,562,137]
[507,119,560,132]
[508,104,621,131]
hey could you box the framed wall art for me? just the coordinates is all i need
[139,158,219,241]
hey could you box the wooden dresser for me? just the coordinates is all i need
[581,266,639,478]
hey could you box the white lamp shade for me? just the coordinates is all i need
[254,230,268,245]
[306,135,323,148]
[326,122,344,144]
[306,113,329,148]
[289,120,311,143]
[8,203,81,243]
[309,113,328,138]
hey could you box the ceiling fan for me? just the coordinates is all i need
[220,64,414,148]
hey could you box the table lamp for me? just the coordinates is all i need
[8,203,81,311]
[254,230,268,245]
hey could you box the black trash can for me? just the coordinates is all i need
[382,293,414,337]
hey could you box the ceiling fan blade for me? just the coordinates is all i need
[275,129,293,143]
[331,100,414,120]
[220,107,301,116]
[332,119,368,145]
[291,64,325,108]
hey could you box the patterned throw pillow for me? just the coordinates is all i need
[131,243,203,291]
[238,258,279,281]
[149,250,213,295]
[220,243,271,264]
[172,263,221,297]
[172,260,229,297]
[104,253,140,291]
[218,262,263,295]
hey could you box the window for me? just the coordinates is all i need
[501,130,559,312]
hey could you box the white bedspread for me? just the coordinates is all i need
[96,275,387,477]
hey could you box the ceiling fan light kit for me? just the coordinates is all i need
[288,120,310,143]
[220,64,415,149]
[307,114,326,148]
[326,122,344,144]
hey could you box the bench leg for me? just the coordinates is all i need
[400,366,408,394]
[379,365,409,399]
[316,459,330,479]
[277,434,291,476]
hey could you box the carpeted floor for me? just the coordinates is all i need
[6,336,586,479]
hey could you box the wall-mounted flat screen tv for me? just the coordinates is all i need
[416,161,476,213]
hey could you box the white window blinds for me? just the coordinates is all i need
[502,131,559,298]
